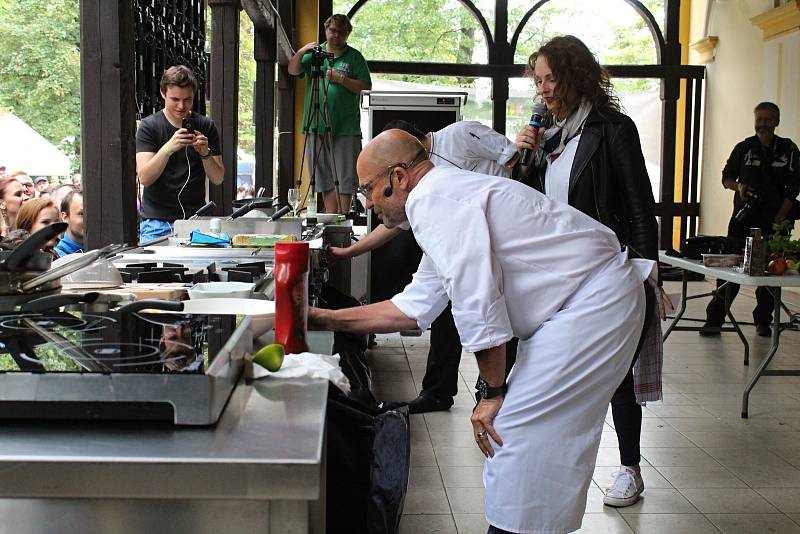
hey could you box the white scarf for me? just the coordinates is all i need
[541,99,593,159]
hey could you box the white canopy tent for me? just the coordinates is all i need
[0,113,71,177]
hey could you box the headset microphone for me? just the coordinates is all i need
[383,174,393,197]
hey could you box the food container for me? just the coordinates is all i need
[187,281,255,300]
[701,254,743,268]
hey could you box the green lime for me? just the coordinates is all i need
[253,343,285,372]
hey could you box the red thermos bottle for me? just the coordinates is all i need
[274,241,310,354]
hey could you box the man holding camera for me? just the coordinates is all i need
[700,102,799,337]
[136,65,224,242]
[288,14,371,215]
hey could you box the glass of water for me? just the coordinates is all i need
[287,188,301,217]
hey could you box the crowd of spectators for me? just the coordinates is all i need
[0,166,84,257]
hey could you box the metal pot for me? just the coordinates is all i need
[0,222,66,273]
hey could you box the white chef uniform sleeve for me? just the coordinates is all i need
[390,253,450,330]
[408,194,514,353]
[465,123,518,167]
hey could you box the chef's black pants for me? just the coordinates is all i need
[420,303,462,401]
[705,279,774,326]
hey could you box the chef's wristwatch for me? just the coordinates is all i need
[475,376,507,402]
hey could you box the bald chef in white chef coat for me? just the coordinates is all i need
[309,129,655,534]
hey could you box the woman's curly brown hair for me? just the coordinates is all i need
[525,35,619,121]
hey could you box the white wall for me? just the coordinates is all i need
[689,0,800,241]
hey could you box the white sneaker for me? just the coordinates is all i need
[603,466,644,507]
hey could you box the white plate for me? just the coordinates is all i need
[187,282,255,300]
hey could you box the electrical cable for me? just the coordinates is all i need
[177,146,191,220]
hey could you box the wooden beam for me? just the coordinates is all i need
[240,0,274,31]
[209,0,241,216]
[254,27,276,198]
[80,0,138,249]
[276,0,296,204]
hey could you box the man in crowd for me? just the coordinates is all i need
[700,102,799,337]
[135,65,224,241]
[288,14,371,215]
[34,177,49,197]
[71,172,82,190]
[12,171,34,200]
[310,129,652,534]
[54,190,84,257]
[330,119,518,413]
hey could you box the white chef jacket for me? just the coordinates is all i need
[429,121,517,178]
[391,166,652,533]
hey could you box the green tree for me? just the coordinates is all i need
[239,12,257,155]
[0,0,81,170]
[334,0,485,87]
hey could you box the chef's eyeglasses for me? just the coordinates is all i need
[357,149,427,200]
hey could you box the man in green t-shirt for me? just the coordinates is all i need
[288,14,372,214]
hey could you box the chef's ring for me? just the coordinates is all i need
[476,431,486,438]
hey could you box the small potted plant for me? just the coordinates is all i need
[767,220,800,275]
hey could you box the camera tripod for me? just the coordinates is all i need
[297,49,358,216]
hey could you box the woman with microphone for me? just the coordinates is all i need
[515,34,666,511]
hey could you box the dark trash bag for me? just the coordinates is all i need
[326,393,411,534]
[318,283,378,408]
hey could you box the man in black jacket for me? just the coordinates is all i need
[700,102,799,337]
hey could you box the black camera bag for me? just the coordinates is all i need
[681,235,740,259]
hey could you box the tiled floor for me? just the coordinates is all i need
[367,281,800,534]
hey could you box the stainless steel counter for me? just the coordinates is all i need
[0,331,334,534]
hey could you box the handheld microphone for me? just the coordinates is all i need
[521,101,548,166]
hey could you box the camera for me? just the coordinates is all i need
[310,45,334,66]
[734,189,761,223]
[181,117,194,132]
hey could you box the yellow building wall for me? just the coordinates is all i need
[688,0,799,238]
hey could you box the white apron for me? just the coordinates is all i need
[483,254,646,534]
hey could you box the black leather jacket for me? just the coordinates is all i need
[520,108,659,264]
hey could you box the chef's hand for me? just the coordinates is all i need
[515,124,545,157]
[328,246,354,262]
[471,397,504,458]
[657,285,673,321]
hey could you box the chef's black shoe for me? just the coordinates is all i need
[698,323,721,336]
[385,395,453,414]
[756,323,772,337]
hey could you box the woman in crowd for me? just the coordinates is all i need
[13,198,60,256]
[515,34,665,511]
[0,175,29,237]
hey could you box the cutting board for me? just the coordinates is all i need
[62,283,188,301]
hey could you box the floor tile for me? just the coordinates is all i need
[680,488,778,514]
[399,514,458,534]
[403,488,452,515]
[706,513,800,533]
[753,488,800,514]
[656,465,746,489]
[445,487,484,515]
[452,513,488,534]
[440,466,483,488]
[574,512,635,533]
[434,446,486,467]
[641,447,720,467]
[621,513,719,534]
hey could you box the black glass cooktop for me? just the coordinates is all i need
[0,310,235,374]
